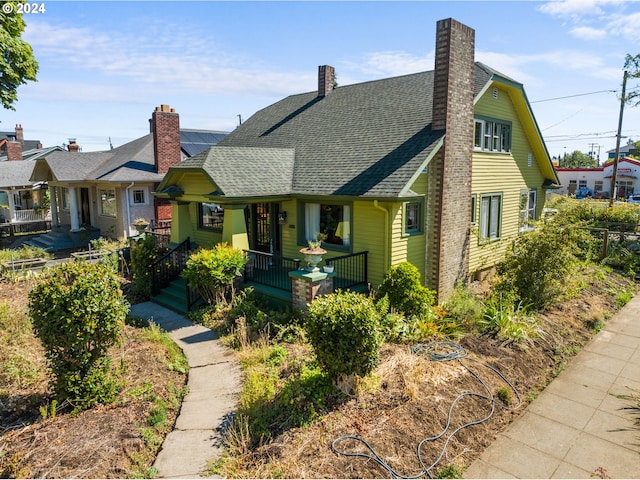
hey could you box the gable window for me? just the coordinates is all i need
[403,201,423,236]
[198,203,224,230]
[519,189,537,231]
[99,189,116,217]
[474,118,511,153]
[131,188,148,205]
[304,202,350,248]
[479,193,502,241]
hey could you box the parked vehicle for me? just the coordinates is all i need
[574,187,593,199]
[628,193,640,204]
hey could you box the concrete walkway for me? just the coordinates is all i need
[464,294,640,479]
[130,302,242,479]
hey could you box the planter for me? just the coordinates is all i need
[323,265,334,273]
[299,247,326,272]
[133,223,149,234]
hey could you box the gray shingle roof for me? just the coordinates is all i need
[205,63,493,198]
[0,160,38,188]
[175,146,295,197]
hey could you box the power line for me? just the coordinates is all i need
[531,89,616,103]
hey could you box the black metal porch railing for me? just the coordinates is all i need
[150,237,200,310]
[243,250,301,292]
[325,251,369,291]
[148,231,171,250]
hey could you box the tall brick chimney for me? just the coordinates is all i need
[427,18,475,300]
[318,65,335,97]
[151,104,181,174]
[6,139,22,161]
[15,124,24,145]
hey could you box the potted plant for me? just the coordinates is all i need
[132,217,149,234]
[300,233,327,272]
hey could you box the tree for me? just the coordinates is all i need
[625,54,640,107]
[0,0,39,110]
[560,150,597,168]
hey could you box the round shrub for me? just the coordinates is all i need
[131,234,159,297]
[375,262,435,317]
[28,261,129,410]
[305,291,382,382]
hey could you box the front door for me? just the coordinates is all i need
[248,202,280,254]
[80,188,91,226]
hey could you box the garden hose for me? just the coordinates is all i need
[331,341,522,479]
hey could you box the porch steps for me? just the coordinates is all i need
[24,227,101,252]
[151,277,200,315]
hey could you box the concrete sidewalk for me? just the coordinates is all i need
[130,302,242,479]
[464,295,640,479]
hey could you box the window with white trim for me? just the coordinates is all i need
[303,202,351,248]
[131,188,148,205]
[474,118,511,153]
[479,193,502,241]
[198,203,224,230]
[99,189,116,217]
[519,189,537,231]
[403,201,423,235]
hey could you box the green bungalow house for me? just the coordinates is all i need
[155,18,559,306]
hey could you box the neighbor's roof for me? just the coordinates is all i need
[0,145,65,162]
[30,129,228,184]
[0,160,38,188]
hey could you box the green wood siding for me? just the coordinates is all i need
[470,84,546,275]
[353,201,387,288]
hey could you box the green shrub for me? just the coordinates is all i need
[306,291,382,382]
[495,224,580,310]
[375,262,435,317]
[0,245,52,263]
[28,261,130,411]
[131,235,159,297]
[441,285,484,331]
[182,243,248,305]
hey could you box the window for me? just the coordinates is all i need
[99,189,116,217]
[131,188,148,205]
[578,180,587,189]
[594,181,603,194]
[198,203,224,230]
[519,189,537,231]
[479,193,502,241]
[403,201,423,235]
[304,203,350,248]
[473,118,511,153]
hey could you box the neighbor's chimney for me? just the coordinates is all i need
[151,104,181,174]
[67,138,80,152]
[7,139,22,161]
[428,18,475,301]
[318,65,335,97]
[15,124,24,145]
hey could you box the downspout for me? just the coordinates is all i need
[373,200,390,272]
[125,182,134,237]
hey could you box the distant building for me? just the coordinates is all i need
[607,140,637,159]
[554,157,640,199]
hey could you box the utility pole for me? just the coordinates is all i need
[610,70,628,207]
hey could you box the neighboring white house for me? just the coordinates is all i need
[554,157,640,199]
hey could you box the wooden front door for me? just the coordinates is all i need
[248,202,280,254]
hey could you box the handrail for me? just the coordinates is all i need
[151,236,191,297]
[243,249,301,292]
[325,251,368,291]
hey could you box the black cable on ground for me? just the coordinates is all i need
[331,341,522,479]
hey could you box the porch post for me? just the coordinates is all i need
[222,204,249,250]
[170,201,192,244]
[7,188,16,222]
[68,186,80,231]
[288,270,334,311]
[49,186,59,227]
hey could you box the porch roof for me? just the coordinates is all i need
[0,160,38,188]
[176,146,295,197]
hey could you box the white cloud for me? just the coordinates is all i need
[538,0,626,18]
[341,51,433,81]
[606,11,640,40]
[23,19,315,102]
[570,26,608,39]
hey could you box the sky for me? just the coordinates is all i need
[2,0,640,164]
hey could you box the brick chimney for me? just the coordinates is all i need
[6,140,22,161]
[318,65,335,97]
[15,124,24,145]
[67,138,80,152]
[151,104,181,174]
[427,18,475,300]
